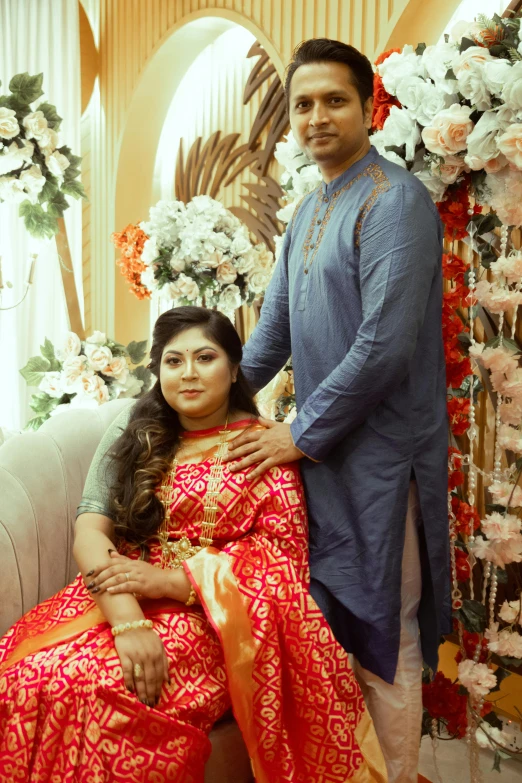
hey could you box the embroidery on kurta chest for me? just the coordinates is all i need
[301,163,391,270]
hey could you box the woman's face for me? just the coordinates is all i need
[159,326,237,423]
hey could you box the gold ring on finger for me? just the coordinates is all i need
[134,663,143,679]
[125,572,131,582]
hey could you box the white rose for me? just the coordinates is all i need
[476,726,510,750]
[370,131,407,168]
[421,43,459,94]
[453,46,494,77]
[216,260,238,285]
[169,253,188,273]
[274,234,285,263]
[230,233,252,257]
[497,124,522,170]
[39,371,64,398]
[22,110,49,141]
[248,268,272,295]
[61,355,88,389]
[434,155,467,185]
[19,165,46,200]
[0,107,20,139]
[218,284,242,313]
[170,272,199,302]
[457,69,491,111]
[86,330,107,345]
[502,61,522,114]
[255,244,274,271]
[234,248,256,275]
[395,77,452,127]
[114,374,144,399]
[449,20,482,43]
[464,110,502,169]
[77,373,109,404]
[275,131,309,172]
[414,167,447,202]
[483,60,514,98]
[85,344,113,371]
[56,331,82,361]
[0,139,34,176]
[381,106,421,161]
[45,150,70,179]
[101,355,129,382]
[36,127,58,154]
[377,46,426,96]
[276,200,298,223]
[0,176,27,203]
[422,104,474,156]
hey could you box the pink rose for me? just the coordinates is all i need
[496,124,522,170]
[216,260,238,285]
[102,355,129,382]
[436,155,468,185]
[422,105,474,156]
[85,344,113,371]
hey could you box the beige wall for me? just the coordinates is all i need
[80,0,462,344]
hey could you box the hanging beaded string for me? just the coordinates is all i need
[492,225,509,486]
[466,223,479,601]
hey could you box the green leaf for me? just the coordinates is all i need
[471,212,502,235]
[415,43,427,56]
[9,72,44,104]
[18,200,58,239]
[445,67,457,80]
[38,174,59,205]
[133,365,152,396]
[24,415,49,431]
[460,37,477,52]
[454,598,487,634]
[496,567,508,584]
[484,336,521,353]
[489,667,510,693]
[62,179,87,200]
[483,711,504,730]
[28,392,60,415]
[19,355,51,386]
[495,655,522,667]
[489,44,507,58]
[486,503,507,514]
[36,101,62,130]
[493,750,502,773]
[46,190,69,218]
[126,340,148,365]
[40,337,61,371]
[384,144,406,158]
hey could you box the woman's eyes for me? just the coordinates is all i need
[165,354,214,366]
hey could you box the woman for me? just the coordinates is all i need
[0,307,386,782]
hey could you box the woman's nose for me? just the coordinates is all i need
[181,361,198,379]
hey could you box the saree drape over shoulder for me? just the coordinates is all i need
[0,413,386,783]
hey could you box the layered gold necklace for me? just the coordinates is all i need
[156,418,230,569]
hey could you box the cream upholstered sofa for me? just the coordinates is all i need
[0,398,253,783]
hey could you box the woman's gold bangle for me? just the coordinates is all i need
[111,618,153,637]
[185,585,198,606]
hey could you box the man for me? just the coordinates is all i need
[226,38,451,782]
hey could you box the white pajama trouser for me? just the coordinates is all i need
[352,482,423,783]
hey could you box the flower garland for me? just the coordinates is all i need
[273,12,522,771]
[111,196,275,315]
[20,332,151,429]
[0,73,86,238]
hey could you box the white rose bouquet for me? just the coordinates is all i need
[20,332,151,429]
[0,73,86,238]
[117,195,275,315]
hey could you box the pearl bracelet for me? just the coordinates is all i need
[111,619,153,637]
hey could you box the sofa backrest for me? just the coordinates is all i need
[0,399,133,637]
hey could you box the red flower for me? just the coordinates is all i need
[372,73,401,131]
[455,632,488,664]
[374,48,402,66]
[451,496,481,534]
[437,178,482,241]
[444,282,470,310]
[447,397,471,436]
[446,356,472,389]
[455,547,471,582]
[423,672,468,738]
[443,252,467,282]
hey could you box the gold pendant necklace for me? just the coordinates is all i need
[157,417,229,569]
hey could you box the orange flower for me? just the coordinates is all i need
[111,224,151,301]
[374,48,402,66]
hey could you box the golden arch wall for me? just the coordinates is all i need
[80,0,462,344]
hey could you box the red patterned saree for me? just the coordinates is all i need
[0,420,386,782]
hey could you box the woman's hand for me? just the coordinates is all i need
[86,551,170,599]
[114,628,170,707]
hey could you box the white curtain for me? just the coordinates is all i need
[0,0,82,432]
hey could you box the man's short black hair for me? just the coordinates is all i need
[285,38,374,109]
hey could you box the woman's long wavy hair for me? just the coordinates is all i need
[109,306,259,546]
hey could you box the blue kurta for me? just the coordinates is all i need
[242,145,451,684]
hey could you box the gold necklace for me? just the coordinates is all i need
[157,417,229,569]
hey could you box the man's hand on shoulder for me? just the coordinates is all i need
[225,418,303,480]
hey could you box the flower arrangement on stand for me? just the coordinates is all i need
[0,73,86,238]
[112,195,274,319]
[274,11,522,775]
[20,332,151,430]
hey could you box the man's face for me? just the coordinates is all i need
[288,61,373,168]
